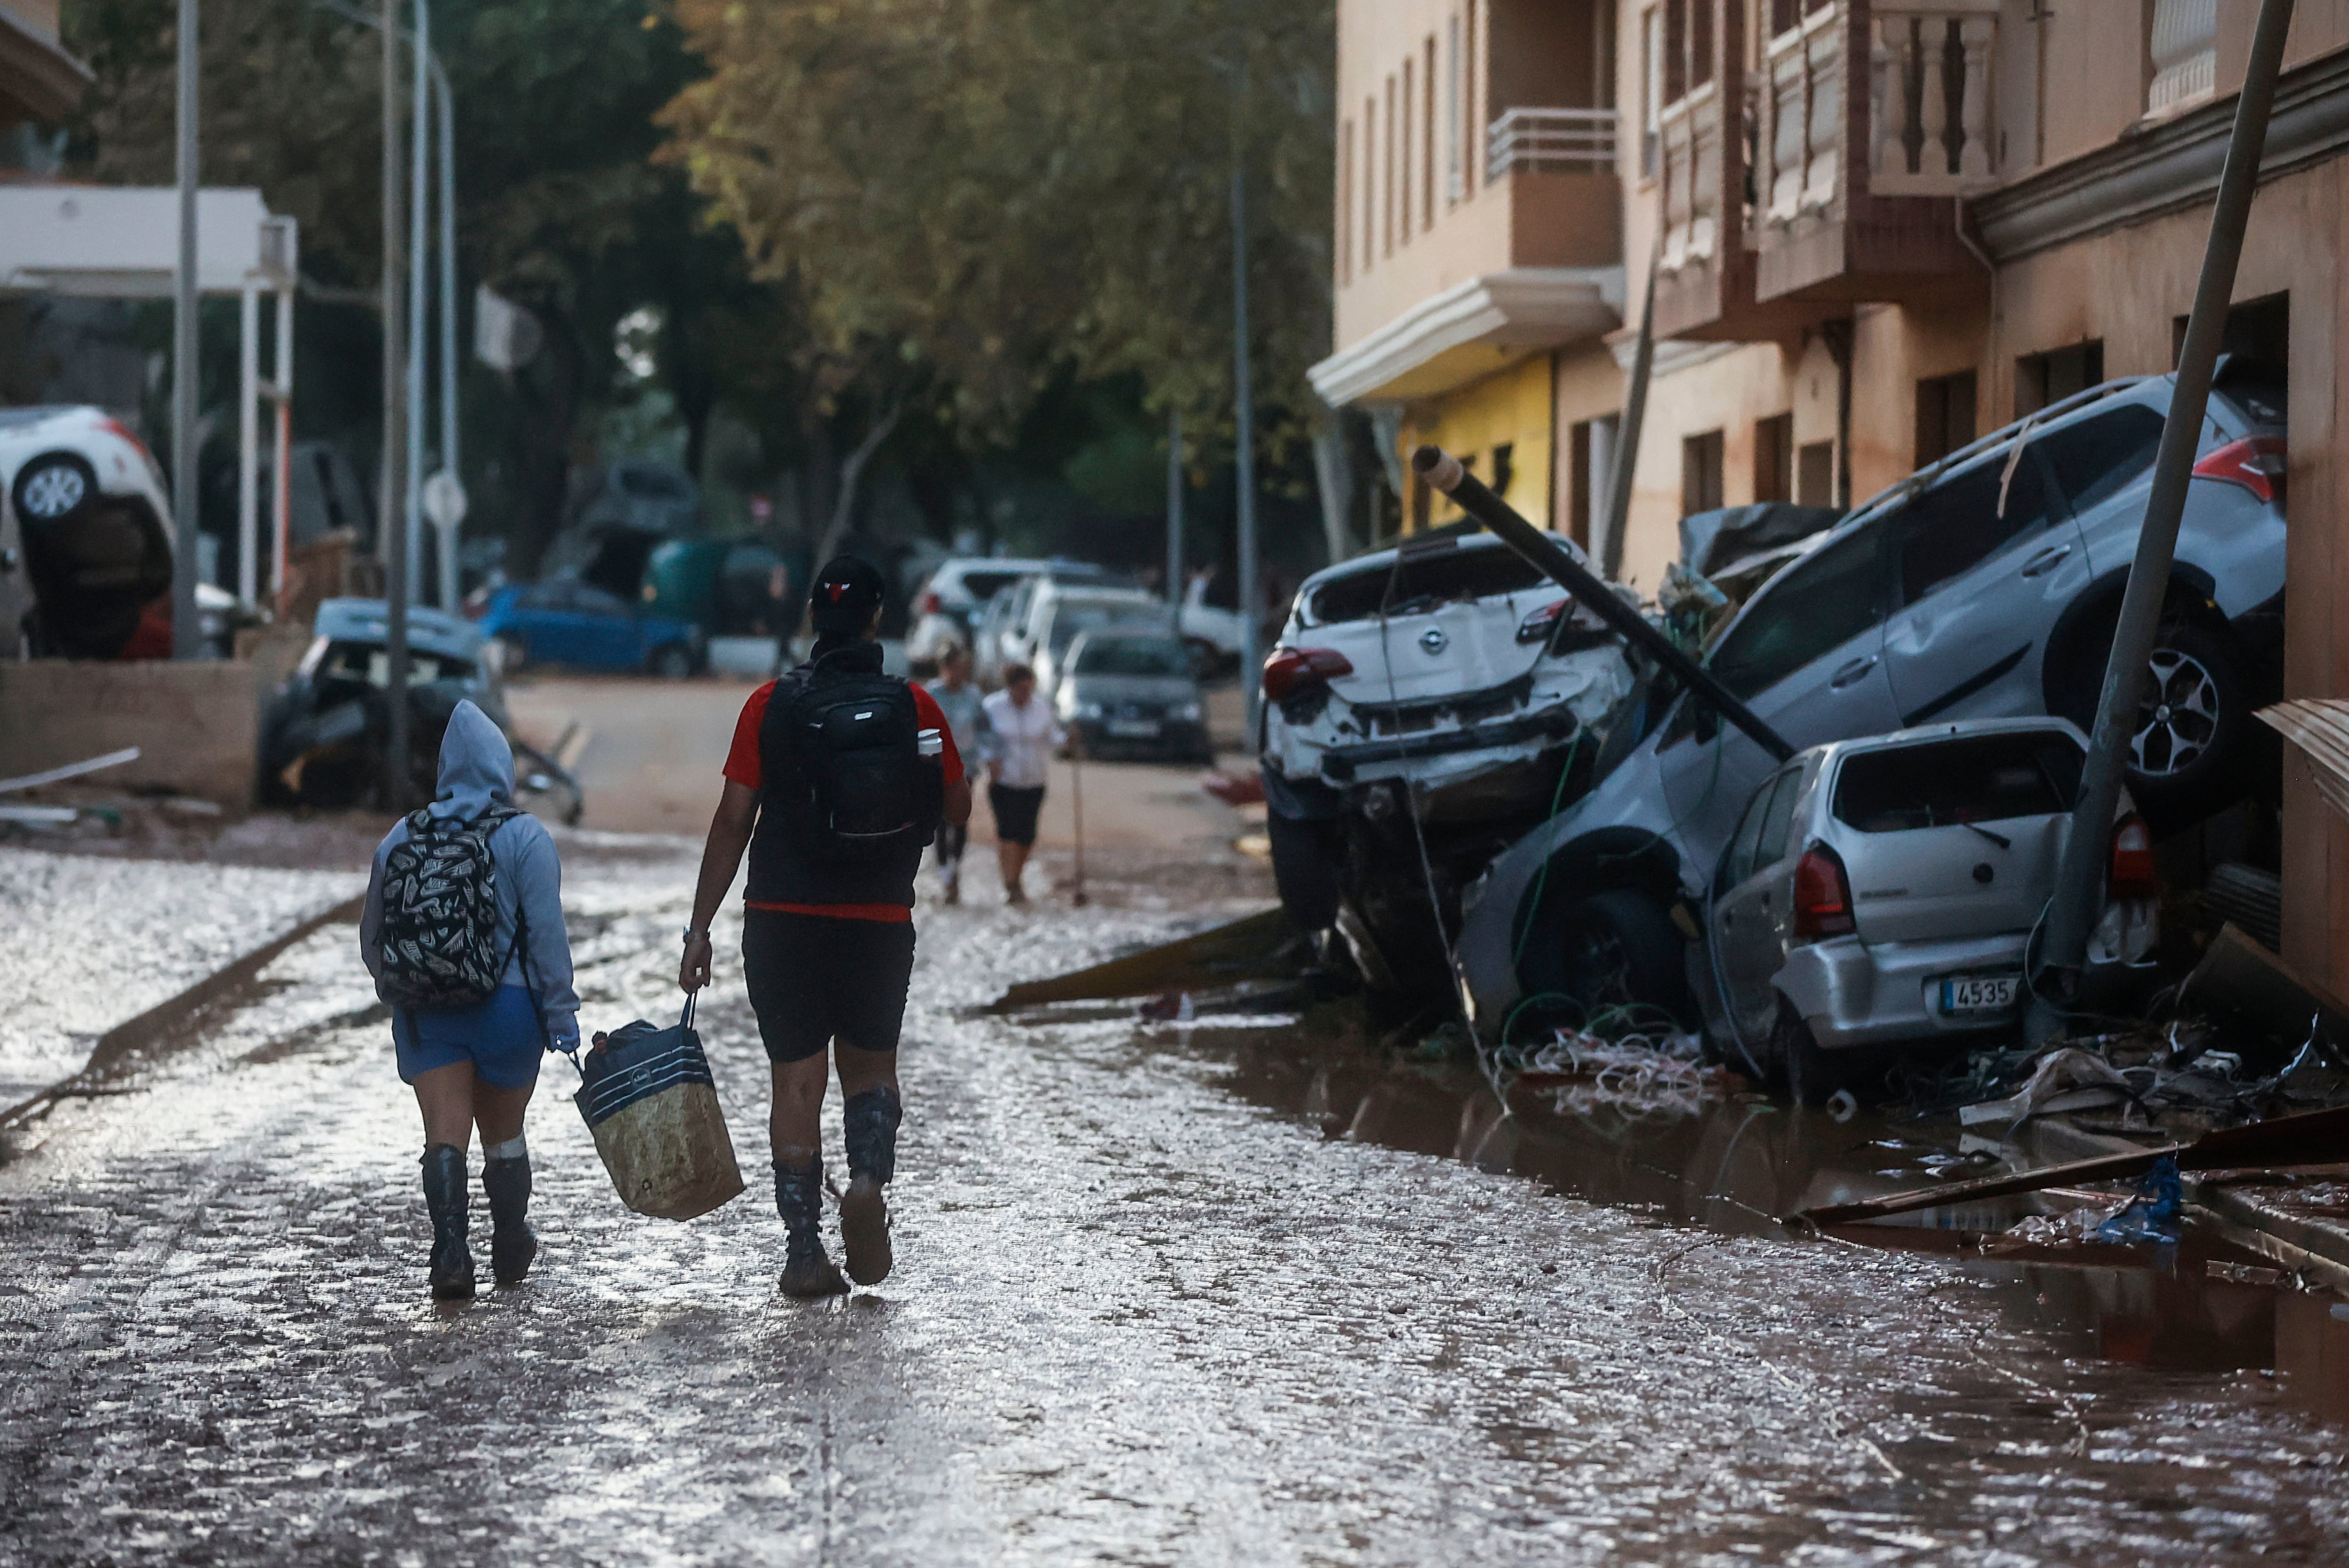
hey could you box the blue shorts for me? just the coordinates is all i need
[393,986,548,1088]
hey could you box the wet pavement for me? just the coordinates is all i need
[3,847,2347,1564]
[0,847,361,1108]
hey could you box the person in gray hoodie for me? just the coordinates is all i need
[360,699,579,1298]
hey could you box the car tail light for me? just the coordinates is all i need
[1792,846,1857,940]
[1262,645,1353,701]
[2192,435,2287,502]
[2109,815,2158,899]
[920,591,941,615]
[96,415,154,461]
[1516,598,1567,644]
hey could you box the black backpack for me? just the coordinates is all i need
[768,662,943,863]
[376,805,525,1007]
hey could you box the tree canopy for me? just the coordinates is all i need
[659,0,1334,458]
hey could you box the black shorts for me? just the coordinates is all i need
[742,909,916,1063]
[989,783,1046,846]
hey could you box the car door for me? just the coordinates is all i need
[1878,432,2088,727]
[516,582,584,662]
[1715,763,1807,1040]
[1661,523,1901,864]
[572,585,641,668]
[2046,398,2194,578]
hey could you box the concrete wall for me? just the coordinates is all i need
[0,660,259,809]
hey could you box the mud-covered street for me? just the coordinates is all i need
[3,825,2344,1567]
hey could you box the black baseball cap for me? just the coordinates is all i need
[808,555,885,634]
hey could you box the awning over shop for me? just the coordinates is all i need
[1308,266,1623,409]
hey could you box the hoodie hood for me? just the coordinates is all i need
[428,699,515,821]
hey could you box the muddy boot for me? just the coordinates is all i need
[420,1143,475,1300]
[481,1137,537,1288]
[775,1155,847,1299]
[840,1087,900,1287]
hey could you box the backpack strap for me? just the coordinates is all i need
[478,806,553,1050]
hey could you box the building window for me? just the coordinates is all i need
[2147,0,2217,116]
[1797,441,1835,506]
[1754,413,1794,503]
[1641,8,1661,177]
[1682,429,1725,515]
[1423,36,1437,230]
[1593,2,1617,111]
[1664,0,1687,104]
[1689,0,1713,90]
[1915,370,1978,466]
[2015,342,2104,416]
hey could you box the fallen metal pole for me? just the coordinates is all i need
[1596,250,1656,582]
[0,747,141,795]
[1412,446,1794,763]
[1795,1102,2349,1228]
[2029,0,2295,1035]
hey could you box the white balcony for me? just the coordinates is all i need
[1486,108,1618,182]
[1759,3,1844,225]
[1868,0,2001,196]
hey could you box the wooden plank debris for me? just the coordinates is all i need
[1792,1103,2349,1227]
[985,907,1300,1012]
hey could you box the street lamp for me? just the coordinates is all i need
[170,0,198,658]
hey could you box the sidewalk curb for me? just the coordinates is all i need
[0,892,366,1134]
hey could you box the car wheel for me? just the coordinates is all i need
[1267,811,1343,931]
[12,452,96,524]
[1770,1002,1842,1107]
[2055,618,2251,826]
[650,643,694,680]
[1542,889,1689,1026]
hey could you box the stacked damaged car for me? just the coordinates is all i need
[1266,366,2287,1101]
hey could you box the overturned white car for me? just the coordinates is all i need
[1260,526,1635,999]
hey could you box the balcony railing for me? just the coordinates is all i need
[1485,108,1618,182]
[1759,3,1843,225]
[1869,0,2000,195]
[1658,85,1723,272]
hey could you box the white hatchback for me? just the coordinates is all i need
[0,405,178,659]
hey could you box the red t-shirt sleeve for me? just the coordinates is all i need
[912,685,966,785]
[722,679,963,790]
[722,682,774,790]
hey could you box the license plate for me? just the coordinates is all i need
[1939,974,2019,1014]
[1106,719,1160,737]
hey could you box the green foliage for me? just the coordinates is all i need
[660,0,1334,459]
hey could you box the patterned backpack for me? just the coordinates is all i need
[376,805,522,1008]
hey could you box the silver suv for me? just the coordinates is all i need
[1692,719,2157,1101]
[1458,368,2283,1037]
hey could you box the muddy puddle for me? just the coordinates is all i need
[1021,998,2349,1428]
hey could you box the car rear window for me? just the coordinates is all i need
[2035,404,2167,516]
[1075,637,1190,676]
[1307,543,1549,624]
[962,570,1025,601]
[1832,730,2085,831]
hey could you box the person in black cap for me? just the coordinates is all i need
[679,555,972,1297]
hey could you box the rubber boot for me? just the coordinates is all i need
[421,1143,475,1300]
[482,1154,537,1287]
[840,1086,901,1287]
[775,1156,847,1299]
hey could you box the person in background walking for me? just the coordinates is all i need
[925,643,988,904]
[680,557,972,1298]
[980,661,1061,905]
[361,700,578,1300]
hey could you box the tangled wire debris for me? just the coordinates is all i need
[1504,1022,1729,1121]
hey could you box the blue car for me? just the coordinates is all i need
[478,579,706,677]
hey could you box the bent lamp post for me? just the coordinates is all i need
[1411,445,1794,764]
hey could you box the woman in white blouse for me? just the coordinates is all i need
[979,663,1063,904]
